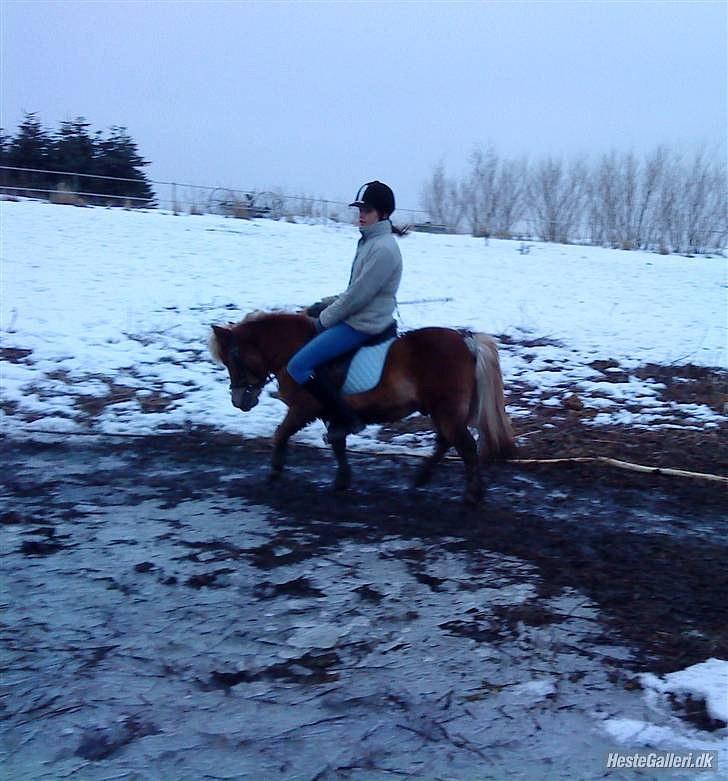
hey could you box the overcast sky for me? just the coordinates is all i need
[1,0,726,211]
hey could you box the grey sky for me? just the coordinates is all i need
[1,0,726,210]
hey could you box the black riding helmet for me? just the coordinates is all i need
[349,180,395,217]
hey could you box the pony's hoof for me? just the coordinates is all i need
[334,472,351,491]
[412,469,432,488]
[464,488,484,506]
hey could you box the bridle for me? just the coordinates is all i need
[227,343,275,391]
[227,343,274,408]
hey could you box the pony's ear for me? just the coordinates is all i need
[211,324,231,342]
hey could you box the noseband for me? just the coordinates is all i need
[227,343,273,394]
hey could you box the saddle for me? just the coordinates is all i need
[320,322,398,394]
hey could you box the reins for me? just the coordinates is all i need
[227,343,275,393]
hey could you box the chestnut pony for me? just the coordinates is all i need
[209,312,515,503]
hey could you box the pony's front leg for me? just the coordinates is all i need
[330,436,351,490]
[268,408,311,481]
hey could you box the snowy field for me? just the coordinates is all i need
[1,200,727,778]
[1,200,726,451]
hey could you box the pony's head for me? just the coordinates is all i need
[210,311,315,411]
[209,322,268,411]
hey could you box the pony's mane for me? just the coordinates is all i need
[243,309,281,323]
[208,329,226,365]
[208,310,306,365]
[242,309,305,324]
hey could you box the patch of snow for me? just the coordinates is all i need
[1,201,726,445]
[641,658,728,726]
[511,678,558,700]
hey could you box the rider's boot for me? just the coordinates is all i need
[302,373,365,442]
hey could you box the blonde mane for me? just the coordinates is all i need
[243,308,300,323]
[207,328,227,365]
[242,309,269,322]
[208,309,303,365]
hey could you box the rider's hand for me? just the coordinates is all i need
[308,316,324,333]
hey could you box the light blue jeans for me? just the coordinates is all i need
[287,322,370,384]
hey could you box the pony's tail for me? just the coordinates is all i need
[466,333,517,462]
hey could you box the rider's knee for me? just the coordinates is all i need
[287,355,311,385]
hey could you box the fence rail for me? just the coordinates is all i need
[0,183,152,205]
[2,165,725,252]
[0,165,430,227]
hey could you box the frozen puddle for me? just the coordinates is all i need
[2,493,725,780]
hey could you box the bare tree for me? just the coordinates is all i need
[463,145,499,235]
[420,162,464,231]
[682,147,727,254]
[528,156,587,243]
[587,150,653,249]
[586,151,619,246]
[615,152,640,248]
[654,150,685,253]
[492,156,528,238]
[633,145,667,250]
[420,144,725,253]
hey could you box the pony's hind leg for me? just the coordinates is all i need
[269,408,312,481]
[433,414,483,504]
[454,427,483,505]
[412,433,450,488]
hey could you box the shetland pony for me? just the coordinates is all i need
[210,312,514,503]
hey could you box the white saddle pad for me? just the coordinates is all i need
[342,338,396,395]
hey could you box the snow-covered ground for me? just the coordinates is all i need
[1,200,726,449]
[1,200,726,777]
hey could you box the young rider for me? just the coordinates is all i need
[287,180,403,440]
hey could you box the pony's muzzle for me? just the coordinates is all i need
[231,387,260,411]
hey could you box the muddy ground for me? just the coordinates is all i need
[1,414,726,780]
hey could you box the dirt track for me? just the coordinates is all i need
[1,429,726,780]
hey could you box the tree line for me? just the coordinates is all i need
[420,145,726,254]
[0,112,154,206]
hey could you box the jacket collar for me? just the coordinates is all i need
[359,219,392,241]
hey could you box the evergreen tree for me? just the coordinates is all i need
[50,117,96,172]
[6,112,51,192]
[0,129,10,190]
[95,126,154,204]
[48,117,97,197]
[0,113,154,207]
